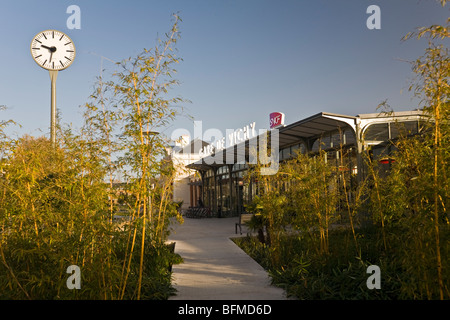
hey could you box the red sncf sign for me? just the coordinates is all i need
[269,112,285,129]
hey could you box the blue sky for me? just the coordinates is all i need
[0,0,448,142]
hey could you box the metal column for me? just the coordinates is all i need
[49,70,58,145]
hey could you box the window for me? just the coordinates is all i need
[365,121,419,142]
[290,144,300,156]
[282,147,291,160]
[390,121,418,139]
[343,130,356,145]
[218,165,229,174]
[232,162,247,172]
[364,123,389,141]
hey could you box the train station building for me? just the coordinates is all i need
[171,110,426,217]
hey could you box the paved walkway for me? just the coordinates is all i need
[168,217,287,300]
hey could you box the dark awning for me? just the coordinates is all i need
[277,112,357,148]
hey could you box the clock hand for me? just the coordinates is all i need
[41,45,57,52]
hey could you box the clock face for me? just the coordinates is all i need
[30,30,76,71]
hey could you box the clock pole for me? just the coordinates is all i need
[31,30,75,146]
[49,70,58,146]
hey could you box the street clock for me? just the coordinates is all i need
[30,30,76,71]
[30,29,76,145]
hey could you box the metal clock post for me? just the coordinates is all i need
[49,70,58,145]
[30,30,76,145]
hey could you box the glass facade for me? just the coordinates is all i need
[311,128,356,153]
[364,120,421,142]
[202,164,249,217]
[187,112,426,217]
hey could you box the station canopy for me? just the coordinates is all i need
[186,112,358,172]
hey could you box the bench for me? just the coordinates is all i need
[185,207,212,218]
[166,242,176,272]
[235,213,254,234]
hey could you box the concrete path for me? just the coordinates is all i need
[168,217,287,300]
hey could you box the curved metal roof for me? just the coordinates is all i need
[186,112,357,171]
